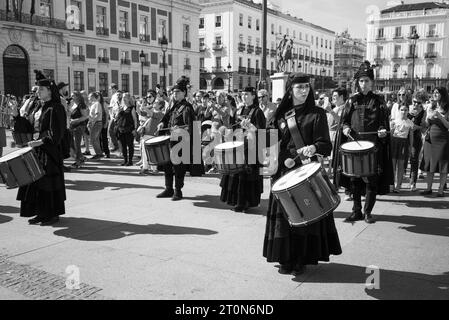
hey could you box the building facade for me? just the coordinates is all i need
[0,0,200,99]
[198,0,335,93]
[334,30,366,91]
[366,1,449,93]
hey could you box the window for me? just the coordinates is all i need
[158,19,167,38]
[121,74,129,92]
[239,57,243,67]
[410,25,416,35]
[215,15,222,28]
[270,61,274,71]
[286,28,289,36]
[121,51,129,60]
[256,19,259,31]
[321,38,323,48]
[248,77,251,86]
[40,0,52,18]
[96,6,107,28]
[271,24,274,35]
[428,24,436,36]
[376,46,383,58]
[199,17,204,29]
[119,11,129,32]
[311,37,313,45]
[140,15,148,36]
[395,26,402,37]
[215,36,222,45]
[215,57,221,69]
[185,57,190,67]
[69,1,82,27]
[239,34,243,43]
[247,36,252,45]
[199,38,205,46]
[329,41,332,50]
[279,26,282,34]
[200,57,204,69]
[239,14,243,26]
[394,45,401,57]
[98,48,107,58]
[248,16,252,29]
[183,24,190,43]
[247,58,251,68]
[427,43,435,53]
[256,60,259,70]
[239,76,243,89]
[408,44,414,55]
[306,34,308,42]
[256,38,260,47]
[299,32,302,40]
[377,28,384,38]
[316,36,318,48]
[74,71,84,91]
[325,40,328,48]
[293,30,296,38]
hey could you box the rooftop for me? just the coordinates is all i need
[381,1,449,14]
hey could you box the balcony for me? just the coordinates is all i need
[184,65,191,70]
[375,36,385,40]
[238,66,247,73]
[0,9,67,30]
[98,57,109,63]
[255,68,260,75]
[96,27,109,36]
[310,57,315,63]
[199,44,206,52]
[329,61,333,66]
[139,34,151,42]
[425,52,437,59]
[426,32,438,38]
[200,67,208,73]
[212,43,223,51]
[120,59,131,65]
[270,49,277,57]
[212,66,224,73]
[119,31,130,39]
[405,53,418,59]
[391,55,403,61]
[159,63,168,68]
[142,61,151,67]
[199,24,204,29]
[247,45,254,54]
[247,67,255,74]
[238,43,246,52]
[304,55,310,61]
[70,24,85,32]
[72,54,85,62]
[182,41,191,49]
[292,53,298,59]
[255,46,262,55]
[393,35,403,40]
[298,54,304,60]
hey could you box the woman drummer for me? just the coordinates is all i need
[219,86,266,212]
[263,73,342,275]
[18,70,67,225]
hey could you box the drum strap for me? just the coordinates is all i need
[284,109,307,162]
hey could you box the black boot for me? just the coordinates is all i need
[364,212,376,224]
[172,189,183,201]
[157,188,174,198]
[344,211,364,222]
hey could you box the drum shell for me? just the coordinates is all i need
[214,143,248,174]
[0,149,45,188]
[144,137,171,165]
[12,132,33,146]
[340,145,377,177]
[272,166,340,227]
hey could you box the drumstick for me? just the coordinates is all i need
[158,125,189,132]
[285,152,325,168]
[358,131,390,135]
[347,133,363,147]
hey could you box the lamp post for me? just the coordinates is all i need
[160,35,168,91]
[139,50,146,96]
[320,67,326,91]
[227,63,232,93]
[409,30,419,92]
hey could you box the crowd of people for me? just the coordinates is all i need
[1,64,448,276]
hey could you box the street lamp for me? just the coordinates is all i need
[139,50,146,96]
[227,63,232,93]
[320,67,326,90]
[160,34,168,91]
[409,30,420,92]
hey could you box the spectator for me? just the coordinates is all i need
[87,92,105,159]
[116,93,138,166]
[69,91,89,168]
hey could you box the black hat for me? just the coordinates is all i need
[34,69,51,86]
[243,86,256,94]
[289,72,310,85]
[355,61,374,80]
[173,77,189,93]
[57,82,69,90]
[146,89,156,97]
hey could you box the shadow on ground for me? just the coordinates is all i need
[290,262,449,300]
[65,179,164,192]
[184,195,268,216]
[0,205,20,214]
[376,198,449,209]
[46,217,218,241]
[0,214,13,224]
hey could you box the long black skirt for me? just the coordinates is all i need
[220,167,263,208]
[17,173,66,219]
[263,192,342,266]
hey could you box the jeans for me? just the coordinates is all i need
[119,132,134,163]
[72,125,86,164]
[351,175,378,214]
[90,121,103,156]
[163,163,187,190]
[100,127,110,156]
[409,137,423,184]
[108,120,119,149]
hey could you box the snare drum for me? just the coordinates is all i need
[0,147,45,188]
[271,162,340,227]
[340,141,377,177]
[144,136,171,165]
[12,131,33,146]
[214,141,247,174]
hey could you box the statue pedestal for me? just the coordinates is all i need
[270,72,290,103]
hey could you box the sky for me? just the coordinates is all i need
[274,0,430,38]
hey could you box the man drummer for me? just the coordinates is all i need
[342,61,392,224]
[156,77,196,201]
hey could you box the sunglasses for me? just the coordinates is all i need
[412,100,422,104]
[398,94,405,96]
[258,96,266,99]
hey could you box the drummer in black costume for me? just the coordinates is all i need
[156,77,199,201]
[220,87,266,212]
[341,61,393,223]
[263,73,342,275]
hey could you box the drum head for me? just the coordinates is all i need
[215,141,244,151]
[201,120,213,127]
[272,162,321,192]
[0,147,33,162]
[341,141,374,152]
[145,135,170,145]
